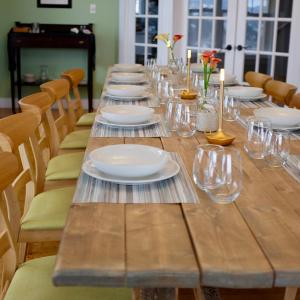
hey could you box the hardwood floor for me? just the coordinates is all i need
[2,108,300,300]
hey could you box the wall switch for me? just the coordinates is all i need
[90,3,96,14]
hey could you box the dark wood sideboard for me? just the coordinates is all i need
[8,23,95,113]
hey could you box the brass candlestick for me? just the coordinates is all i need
[205,69,235,146]
[180,50,197,100]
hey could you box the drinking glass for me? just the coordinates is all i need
[175,100,197,137]
[263,129,291,167]
[165,96,179,132]
[244,117,272,159]
[207,148,243,204]
[223,96,240,121]
[193,144,225,191]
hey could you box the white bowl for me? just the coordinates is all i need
[191,63,204,73]
[111,72,145,82]
[210,73,236,84]
[114,64,144,72]
[101,105,154,124]
[227,87,263,98]
[106,85,146,97]
[254,107,300,126]
[89,144,169,178]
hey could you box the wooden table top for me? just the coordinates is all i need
[53,78,300,290]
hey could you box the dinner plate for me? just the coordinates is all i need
[106,84,146,97]
[111,72,146,83]
[82,158,180,185]
[95,114,161,128]
[231,93,267,101]
[105,92,150,100]
[113,64,144,73]
[100,105,154,124]
[191,63,218,73]
[89,144,169,177]
[227,86,263,98]
[109,78,147,84]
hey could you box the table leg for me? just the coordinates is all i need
[138,288,178,300]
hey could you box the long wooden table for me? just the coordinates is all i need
[53,71,300,300]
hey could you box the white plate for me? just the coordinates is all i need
[227,86,263,98]
[230,93,267,101]
[191,63,218,73]
[271,124,300,131]
[106,92,150,100]
[210,73,237,85]
[89,144,169,178]
[82,158,180,185]
[96,114,161,128]
[254,107,300,127]
[111,72,145,82]
[100,105,154,124]
[106,85,146,97]
[113,64,144,73]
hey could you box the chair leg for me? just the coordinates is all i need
[18,242,27,263]
[193,287,206,300]
[284,287,297,300]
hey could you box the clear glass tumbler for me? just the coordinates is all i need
[193,144,225,191]
[223,96,240,121]
[207,148,243,204]
[165,96,179,132]
[244,116,272,159]
[263,129,291,167]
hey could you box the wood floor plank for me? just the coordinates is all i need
[126,204,199,288]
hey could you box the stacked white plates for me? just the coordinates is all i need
[254,107,300,129]
[97,105,159,128]
[210,73,237,86]
[83,144,180,184]
[191,63,218,73]
[226,86,266,101]
[113,64,144,73]
[111,72,146,83]
[106,85,148,100]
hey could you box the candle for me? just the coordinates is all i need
[220,68,225,81]
[187,50,191,59]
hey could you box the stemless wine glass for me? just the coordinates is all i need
[244,116,272,159]
[165,96,179,132]
[176,99,198,137]
[193,144,225,191]
[207,148,243,204]
[263,129,291,167]
[223,96,240,121]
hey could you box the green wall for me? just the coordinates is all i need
[0,0,119,100]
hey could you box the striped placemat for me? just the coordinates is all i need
[100,95,160,108]
[73,152,199,204]
[90,115,170,137]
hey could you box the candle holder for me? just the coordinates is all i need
[205,71,235,146]
[180,51,197,100]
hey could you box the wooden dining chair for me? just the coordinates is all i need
[61,68,96,127]
[264,80,297,106]
[0,152,132,300]
[244,71,272,89]
[289,93,300,109]
[40,79,90,150]
[0,112,76,244]
[18,93,84,184]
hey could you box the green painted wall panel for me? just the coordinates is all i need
[0,0,119,99]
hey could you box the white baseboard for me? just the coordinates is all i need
[0,97,100,110]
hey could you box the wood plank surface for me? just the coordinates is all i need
[126,204,199,287]
[53,203,126,286]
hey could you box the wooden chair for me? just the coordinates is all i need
[0,112,75,244]
[244,71,272,89]
[0,152,132,300]
[264,80,297,106]
[18,93,84,184]
[40,79,90,150]
[61,68,96,127]
[289,93,300,109]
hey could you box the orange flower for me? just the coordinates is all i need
[173,34,183,43]
[210,57,221,69]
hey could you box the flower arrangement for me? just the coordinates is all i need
[200,50,222,96]
[154,33,183,66]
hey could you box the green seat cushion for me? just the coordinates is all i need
[46,152,84,181]
[4,256,132,300]
[21,186,75,231]
[59,129,90,149]
[77,112,97,126]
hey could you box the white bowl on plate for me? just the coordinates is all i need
[101,105,154,124]
[111,72,145,82]
[227,87,263,98]
[210,73,236,84]
[106,85,146,97]
[114,64,144,72]
[254,107,300,127]
[89,144,169,178]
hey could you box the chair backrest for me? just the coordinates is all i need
[0,152,20,297]
[19,92,60,158]
[264,80,297,105]
[0,112,44,215]
[289,93,300,109]
[244,71,272,89]
[40,78,76,132]
[61,68,85,120]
